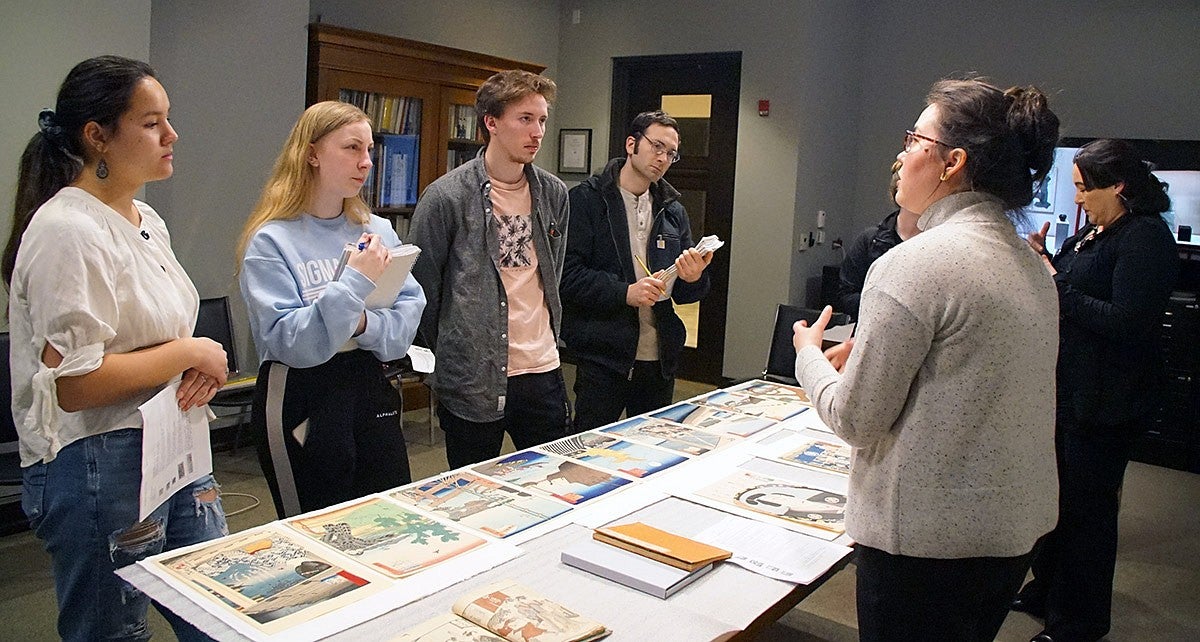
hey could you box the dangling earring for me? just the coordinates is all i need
[96,158,109,180]
[1117,192,1131,213]
[939,168,949,182]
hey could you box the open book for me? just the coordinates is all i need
[392,580,610,642]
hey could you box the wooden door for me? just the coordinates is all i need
[610,52,742,383]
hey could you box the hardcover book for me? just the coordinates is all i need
[592,522,731,572]
[561,539,715,599]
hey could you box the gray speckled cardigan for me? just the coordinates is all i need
[796,191,1059,558]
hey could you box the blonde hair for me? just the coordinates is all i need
[237,101,373,261]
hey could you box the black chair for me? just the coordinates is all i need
[0,332,29,534]
[762,304,851,385]
[194,297,255,437]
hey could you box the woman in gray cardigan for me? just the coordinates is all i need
[793,79,1061,642]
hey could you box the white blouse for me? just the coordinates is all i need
[8,187,198,466]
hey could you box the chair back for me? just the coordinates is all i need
[1,332,23,489]
[762,304,850,384]
[0,332,17,445]
[195,297,239,374]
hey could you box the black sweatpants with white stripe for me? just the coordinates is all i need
[250,349,412,518]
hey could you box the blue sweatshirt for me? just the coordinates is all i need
[240,213,426,368]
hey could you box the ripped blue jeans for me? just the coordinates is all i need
[22,428,229,641]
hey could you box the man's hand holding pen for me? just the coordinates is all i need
[627,275,666,307]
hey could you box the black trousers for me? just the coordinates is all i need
[439,368,571,469]
[251,350,411,518]
[1020,416,1138,642]
[572,360,675,431]
[855,545,1032,642]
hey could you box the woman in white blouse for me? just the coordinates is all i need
[2,56,229,641]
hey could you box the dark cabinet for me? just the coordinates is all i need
[1136,244,1200,472]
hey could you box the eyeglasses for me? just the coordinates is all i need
[642,135,681,163]
[903,129,951,153]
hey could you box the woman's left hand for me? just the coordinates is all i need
[793,305,833,352]
[177,367,222,411]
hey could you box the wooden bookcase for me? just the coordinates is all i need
[307,23,546,229]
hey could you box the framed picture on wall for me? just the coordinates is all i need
[558,128,591,174]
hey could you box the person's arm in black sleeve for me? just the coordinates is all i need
[671,208,710,304]
[560,186,629,311]
[837,227,874,319]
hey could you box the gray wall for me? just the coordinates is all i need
[554,1,868,379]
[146,0,310,369]
[848,0,1200,228]
[0,0,152,325]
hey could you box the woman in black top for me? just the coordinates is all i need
[1017,139,1179,642]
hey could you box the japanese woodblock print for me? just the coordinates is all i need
[778,438,851,476]
[650,402,775,438]
[725,379,813,405]
[598,416,736,456]
[538,432,686,478]
[391,472,571,538]
[287,498,486,578]
[473,451,631,505]
[453,580,609,642]
[695,470,846,540]
[154,527,384,635]
[390,612,506,641]
[697,390,809,421]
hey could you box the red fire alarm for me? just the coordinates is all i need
[758,99,770,117]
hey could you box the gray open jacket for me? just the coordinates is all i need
[408,153,569,423]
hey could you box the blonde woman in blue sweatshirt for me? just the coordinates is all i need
[238,101,425,518]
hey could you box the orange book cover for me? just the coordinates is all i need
[593,522,731,572]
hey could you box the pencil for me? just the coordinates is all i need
[633,255,667,295]
[633,254,654,277]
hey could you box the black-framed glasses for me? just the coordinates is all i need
[642,135,681,163]
[903,129,950,153]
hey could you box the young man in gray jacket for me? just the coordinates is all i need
[409,70,571,468]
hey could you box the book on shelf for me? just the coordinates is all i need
[392,579,610,642]
[338,89,422,135]
[376,134,419,208]
[592,521,731,572]
[448,103,478,141]
[561,538,716,599]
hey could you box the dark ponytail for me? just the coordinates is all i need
[3,55,156,287]
[1074,139,1171,218]
[927,78,1060,212]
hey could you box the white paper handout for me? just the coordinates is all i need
[406,345,435,374]
[695,514,852,584]
[655,235,726,301]
[138,382,213,521]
